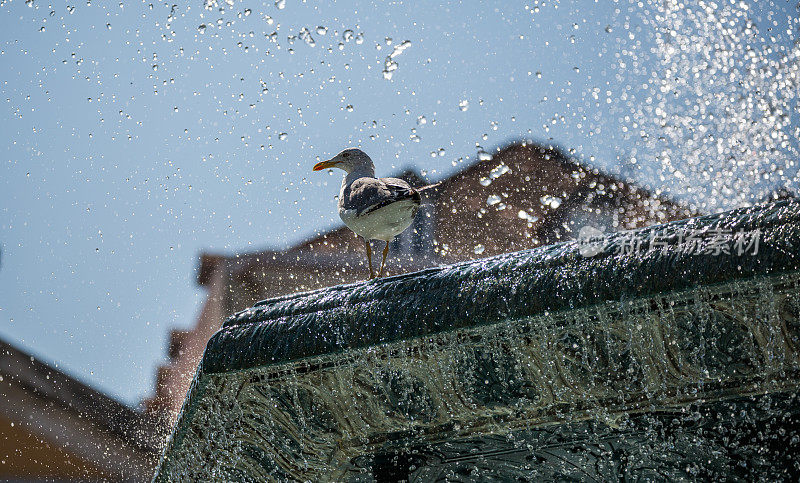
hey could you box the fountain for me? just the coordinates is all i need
[154,199,800,481]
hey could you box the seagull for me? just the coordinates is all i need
[313,148,438,279]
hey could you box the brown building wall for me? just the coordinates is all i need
[433,143,689,260]
[146,263,229,419]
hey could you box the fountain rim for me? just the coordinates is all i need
[201,199,799,376]
[153,198,800,481]
[225,199,798,329]
[154,268,800,482]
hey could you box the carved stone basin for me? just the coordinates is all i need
[154,199,800,481]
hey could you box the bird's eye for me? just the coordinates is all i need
[342,152,350,158]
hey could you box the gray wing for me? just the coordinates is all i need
[343,177,421,215]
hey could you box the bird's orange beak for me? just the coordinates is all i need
[313,159,336,171]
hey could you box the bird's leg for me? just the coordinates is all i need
[364,238,376,279]
[378,241,390,278]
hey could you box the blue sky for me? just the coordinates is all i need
[1,0,798,405]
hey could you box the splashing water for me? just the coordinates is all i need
[477,149,493,161]
[540,194,561,209]
[489,162,511,180]
[298,27,315,47]
[382,40,412,80]
[620,0,800,210]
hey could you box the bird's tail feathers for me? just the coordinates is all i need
[416,182,441,192]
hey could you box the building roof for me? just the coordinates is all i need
[0,339,163,454]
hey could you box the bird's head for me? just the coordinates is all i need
[313,148,373,174]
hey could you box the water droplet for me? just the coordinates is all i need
[243,8,251,16]
[25,0,33,7]
[299,27,315,47]
[473,244,485,255]
[487,194,501,206]
[416,115,427,126]
[275,0,285,9]
[489,162,511,179]
[382,40,411,80]
[345,104,353,112]
[342,29,354,41]
[458,99,469,112]
[540,195,562,209]
[278,132,288,140]
[198,24,206,34]
[316,26,327,35]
